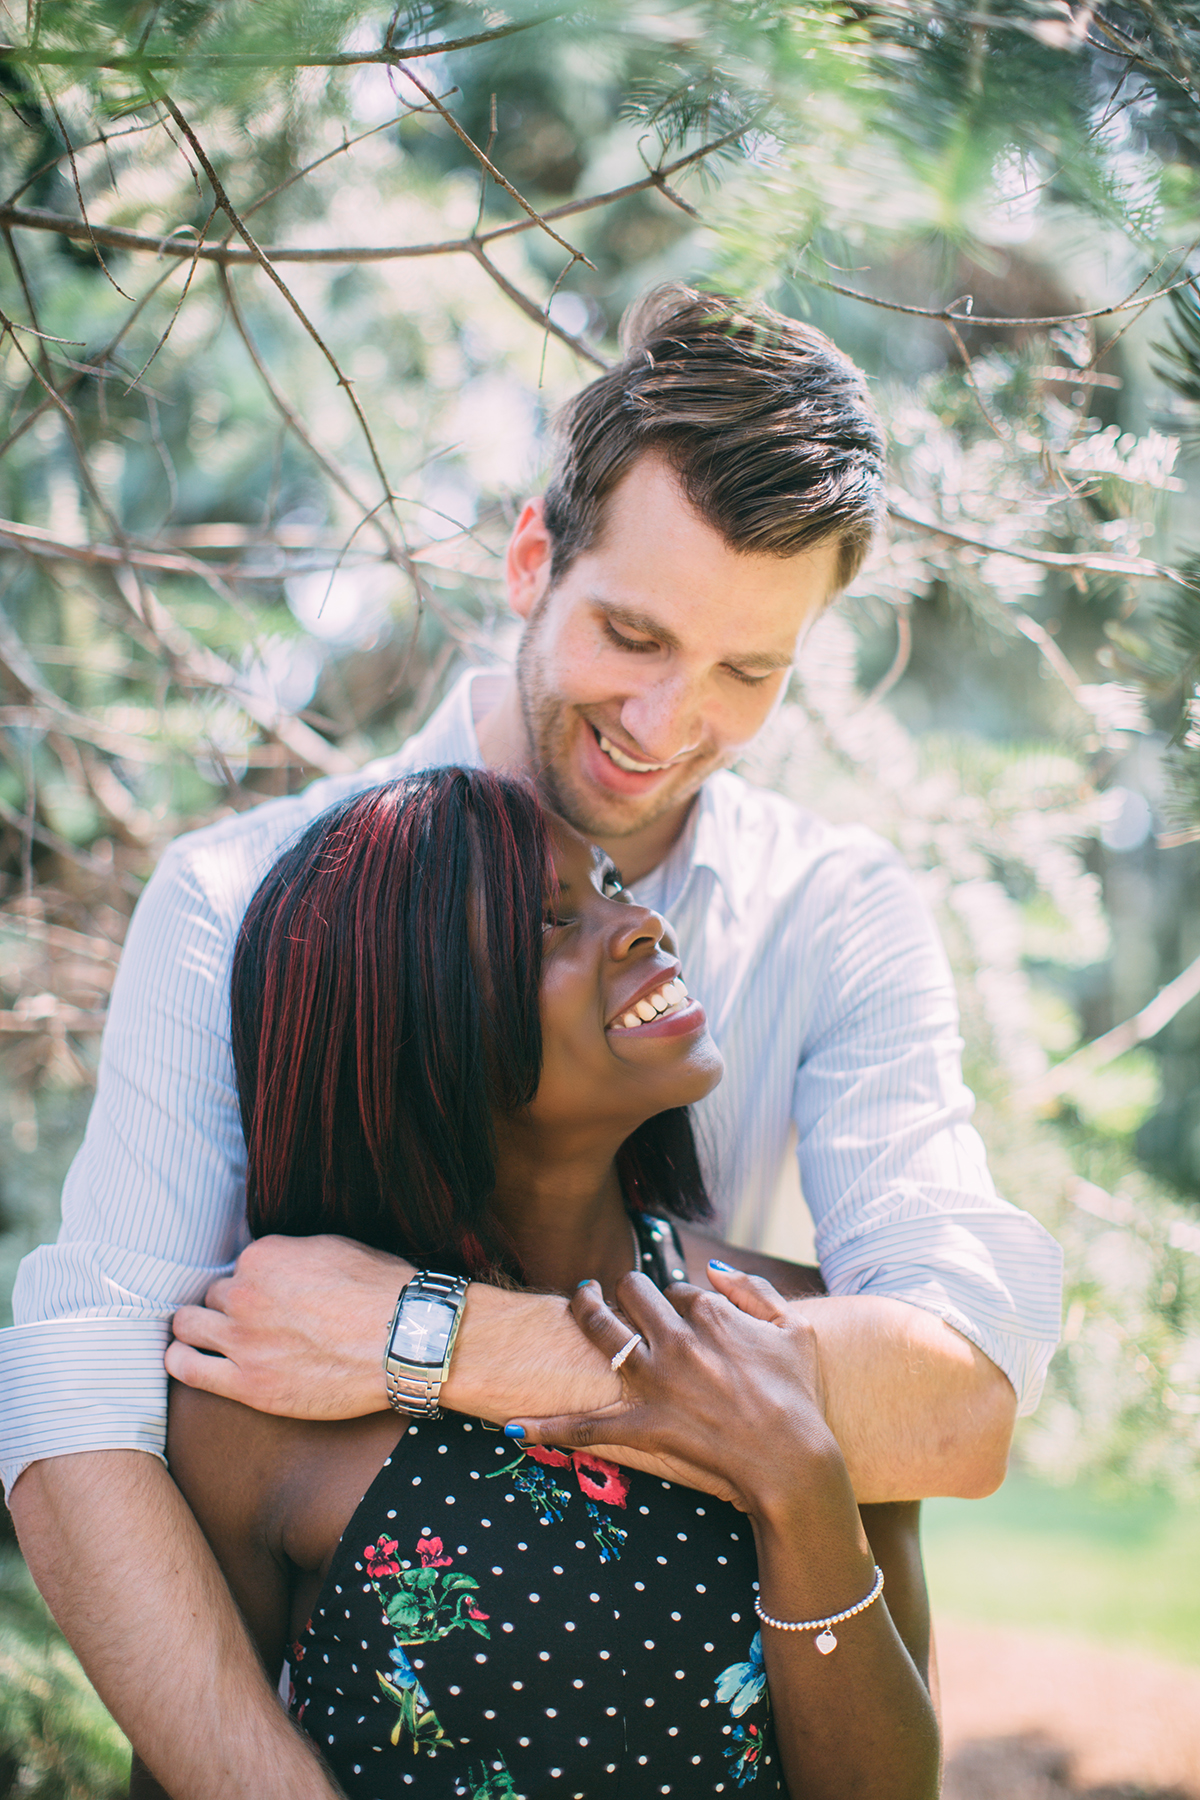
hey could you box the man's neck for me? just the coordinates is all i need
[472,672,693,886]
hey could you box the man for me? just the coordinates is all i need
[3,286,1061,1799]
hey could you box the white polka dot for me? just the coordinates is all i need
[519,1736,530,1747]
[502,1622,515,1633]
[675,1669,685,1679]
[505,1494,515,1503]
[565,1621,576,1631]
[606,1706,618,1716]
[445,1495,455,1504]
[645,1697,654,1707]
[529,1593,540,1603]
[590,1593,600,1603]
[731,1612,741,1623]
[695,1506,706,1516]
[449,1685,461,1696]
[575,1540,586,1549]
[700,1698,710,1708]
[578,1736,589,1746]
[411,1476,421,1484]
[644,1639,655,1649]
[546,1708,557,1718]
[635,1581,646,1592]
[540,1651,551,1661]
[639,1505,650,1515]
[704,1642,714,1653]
[573,1678,585,1689]
[475,1653,487,1663]
[718,1555,727,1565]
[692,1755,702,1764]
[518,1542,529,1552]
[599,1650,611,1660]
[481,1518,491,1526]
[457,1546,468,1555]
[550,1769,562,1779]
[657,1555,668,1565]
[606,1766,617,1775]
[553,1565,564,1575]
[638,1754,649,1765]
[696,1583,707,1593]
[484,1710,496,1720]
[438,1443,448,1453]
[512,1681,524,1691]
[492,1566,504,1575]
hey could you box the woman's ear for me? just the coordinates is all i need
[505,496,554,620]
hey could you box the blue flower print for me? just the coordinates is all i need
[715,1630,767,1716]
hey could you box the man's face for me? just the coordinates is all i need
[507,454,841,849]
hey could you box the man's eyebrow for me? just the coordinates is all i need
[591,596,795,673]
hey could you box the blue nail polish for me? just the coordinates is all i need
[576,1277,595,1288]
[504,1422,526,1440]
[708,1258,736,1273]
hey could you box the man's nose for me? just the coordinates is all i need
[619,673,703,763]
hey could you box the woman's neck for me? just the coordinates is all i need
[489,1124,634,1299]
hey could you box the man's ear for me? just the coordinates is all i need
[505,496,553,620]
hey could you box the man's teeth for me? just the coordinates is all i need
[598,732,672,775]
[619,977,688,1030]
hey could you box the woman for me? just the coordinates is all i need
[156,767,938,1800]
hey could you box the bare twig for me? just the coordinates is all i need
[0,14,563,73]
[1017,947,1200,1107]
[38,80,134,300]
[469,241,608,369]
[888,496,1200,591]
[0,130,745,266]
[798,265,1200,329]
[397,62,593,270]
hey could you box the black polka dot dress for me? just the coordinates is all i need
[289,1414,782,1798]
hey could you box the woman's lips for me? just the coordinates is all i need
[606,996,707,1039]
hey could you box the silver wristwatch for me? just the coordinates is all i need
[383,1269,469,1417]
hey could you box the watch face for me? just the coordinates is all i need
[388,1295,457,1369]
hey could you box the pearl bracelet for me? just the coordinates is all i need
[754,1564,884,1653]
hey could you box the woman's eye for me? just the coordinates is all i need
[601,871,625,898]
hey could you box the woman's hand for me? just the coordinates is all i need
[505,1263,842,1522]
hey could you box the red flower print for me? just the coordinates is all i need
[466,1602,490,1621]
[416,1535,453,1568]
[523,1444,572,1469]
[572,1451,629,1508]
[365,1538,401,1577]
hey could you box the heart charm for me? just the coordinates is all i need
[815,1629,837,1654]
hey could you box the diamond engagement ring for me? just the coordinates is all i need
[610,1332,644,1372]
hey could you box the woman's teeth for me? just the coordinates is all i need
[618,977,688,1030]
[597,732,672,775]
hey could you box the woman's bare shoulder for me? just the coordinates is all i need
[676,1225,826,1299]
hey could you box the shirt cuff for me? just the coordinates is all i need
[0,1318,172,1498]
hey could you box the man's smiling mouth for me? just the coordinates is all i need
[594,728,674,775]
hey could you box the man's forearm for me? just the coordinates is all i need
[10,1452,341,1800]
[443,1282,622,1418]
[798,1295,1016,1503]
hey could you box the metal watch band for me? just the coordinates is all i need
[384,1269,469,1419]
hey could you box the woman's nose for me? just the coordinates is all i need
[609,903,672,959]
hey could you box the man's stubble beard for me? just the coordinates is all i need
[514,601,710,845]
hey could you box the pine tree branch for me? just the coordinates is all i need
[889,497,1200,589]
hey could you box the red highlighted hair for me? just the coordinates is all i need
[231,766,708,1280]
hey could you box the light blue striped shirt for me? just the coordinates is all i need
[1,670,1062,1493]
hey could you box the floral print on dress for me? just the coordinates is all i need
[487,1442,630,1559]
[715,1631,769,1785]
[363,1535,490,1751]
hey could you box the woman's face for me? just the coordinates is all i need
[526,819,724,1139]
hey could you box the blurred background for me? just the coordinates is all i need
[1,3,1199,1794]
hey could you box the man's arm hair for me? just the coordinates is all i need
[9,1452,341,1800]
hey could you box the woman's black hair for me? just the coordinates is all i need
[231,766,710,1280]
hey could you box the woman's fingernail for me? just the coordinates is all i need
[504,1422,526,1440]
[708,1259,736,1273]
[576,1277,595,1288]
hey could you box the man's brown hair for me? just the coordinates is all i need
[543,284,886,590]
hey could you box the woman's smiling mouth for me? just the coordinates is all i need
[607,975,691,1032]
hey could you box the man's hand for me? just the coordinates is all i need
[167,1234,406,1417]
